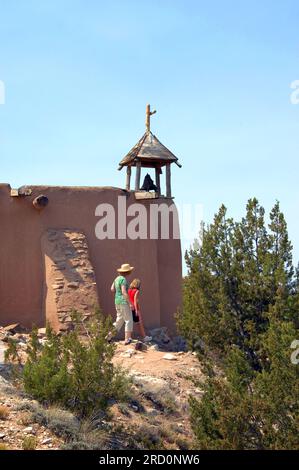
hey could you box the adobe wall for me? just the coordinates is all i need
[0,184,182,332]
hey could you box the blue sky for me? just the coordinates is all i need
[0,0,298,265]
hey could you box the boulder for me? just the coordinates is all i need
[149,328,187,352]
[134,341,147,351]
[120,348,136,358]
[149,343,160,351]
[3,323,26,335]
[41,438,52,445]
[37,328,47,337]
[149,327,171,346]
[162,353,177,361]
[172,335,188,352]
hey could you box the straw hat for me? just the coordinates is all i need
[117,263,134,273]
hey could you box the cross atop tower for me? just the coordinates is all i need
[145,104,156,132]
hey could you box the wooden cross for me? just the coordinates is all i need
[145,104,156,132]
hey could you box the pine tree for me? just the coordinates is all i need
[178,199,299,449]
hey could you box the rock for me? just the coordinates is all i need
[23,426,35,434]
[162,353,177,361]
[147,408,159,417]
[1,333,11,343]
[38,338,48,346]
[3,323,26,334]
[0,341,6,363]
[172,335,188,352]
[134,341,147,351]
[149,327,171,346]
[0,375,9,386]
[15,334,28,342]
[149,344,160,351]
[59,324,74,333]
[38,328,47,337]
[52,284,63,290]
[63,316,72,322]
[131,373,167,391]
[53,257,66,263]
[0,433,6,439]
[120,349,136,358]
[41,438,52,445]
[67,282,79,288]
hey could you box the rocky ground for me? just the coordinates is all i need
[0,325,204,450]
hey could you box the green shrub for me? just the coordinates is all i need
[22,436,37,450]
[140,387,177,415]
[6,309,131,417]
[4,337,20,364]
[135,424,164,450]
[31,407,80,440]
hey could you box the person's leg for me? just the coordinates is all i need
[122,304,133,344]
[131,309,140,338]
[114,304,125,331]
[106,305,124,341]
[137,320,146,338]
[136,311,146,337]
[125,331,132,343]
[136,312,152,342]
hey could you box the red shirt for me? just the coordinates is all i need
[128,288,138,309]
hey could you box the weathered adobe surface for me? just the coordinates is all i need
[0,184,182,332]
[42,229,98,330]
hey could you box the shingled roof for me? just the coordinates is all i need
[118,131,182,170]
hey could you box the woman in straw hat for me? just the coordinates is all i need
[107,263,134,345]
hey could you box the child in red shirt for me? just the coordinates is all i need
[128,279,152,343]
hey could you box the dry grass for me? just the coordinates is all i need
[0,405,10,420]
[0,443,9,450]
[17,411,32,426]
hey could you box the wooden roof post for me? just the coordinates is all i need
[155,167,161,197]
[166,162,171,198]
[135,161,141,191]
[126,166,131,191]
[145,104,156,133]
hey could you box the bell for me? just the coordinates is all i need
[141,174,157,192]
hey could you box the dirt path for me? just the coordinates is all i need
[114,341,202,378]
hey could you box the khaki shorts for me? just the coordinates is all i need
[113,303,133,333]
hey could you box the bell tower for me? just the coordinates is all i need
[118,105,181,199]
